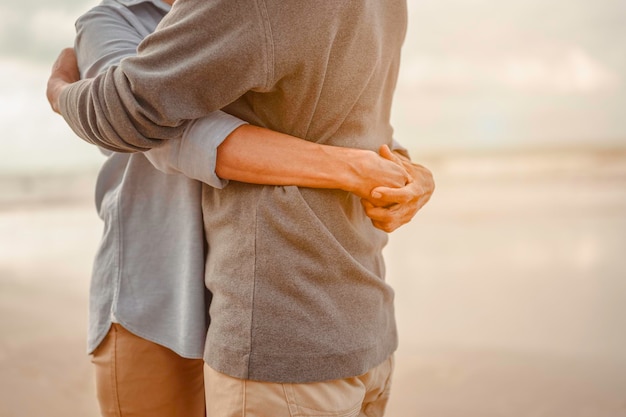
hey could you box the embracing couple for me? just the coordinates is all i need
[47,0,434,416]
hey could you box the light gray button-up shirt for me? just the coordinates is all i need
[76,0,246,358]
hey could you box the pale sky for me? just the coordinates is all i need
[1,0,625,174]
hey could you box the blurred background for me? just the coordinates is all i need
[1,0,625,416]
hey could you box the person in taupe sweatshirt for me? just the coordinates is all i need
[47,0,433,414]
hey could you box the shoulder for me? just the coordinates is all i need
[75,0,166,41]
[76,0,167,27]
[76,1,132,27]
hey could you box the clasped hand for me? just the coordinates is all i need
[362,145,435,233]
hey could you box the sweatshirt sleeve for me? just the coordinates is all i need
[73,3,151,157]
[59,0,271,152]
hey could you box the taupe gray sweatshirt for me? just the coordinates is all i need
[60,0,408,383]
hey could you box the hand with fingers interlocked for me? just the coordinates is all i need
[363,145,435,233]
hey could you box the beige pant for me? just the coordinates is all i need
[204,355,394,417]
[91,323,205,417]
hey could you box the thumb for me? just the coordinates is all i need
[378,144,403,165]
[371,185,414,205]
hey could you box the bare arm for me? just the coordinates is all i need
[215,125,408,199]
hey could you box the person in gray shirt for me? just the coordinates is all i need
[48,0,434,415]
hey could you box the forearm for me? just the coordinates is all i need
[216,125,403,198]
[217,125,361,191]
[54,3,187,153]
[58,68,187,152]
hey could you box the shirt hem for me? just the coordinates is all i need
[87,318,205,360]
[203,336,398,383]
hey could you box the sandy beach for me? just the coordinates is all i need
[1,149,626,417]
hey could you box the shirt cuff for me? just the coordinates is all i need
[178,111,249,189]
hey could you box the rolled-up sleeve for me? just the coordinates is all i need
[144,111,248,189]
[59,0,271,152]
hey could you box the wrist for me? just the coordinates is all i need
[333,147,375,198]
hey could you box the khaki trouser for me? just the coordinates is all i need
[204,355,394,417]
[91,323,205,417]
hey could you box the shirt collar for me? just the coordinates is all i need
[115,0,171,13]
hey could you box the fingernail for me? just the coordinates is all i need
[372,191,382,199]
